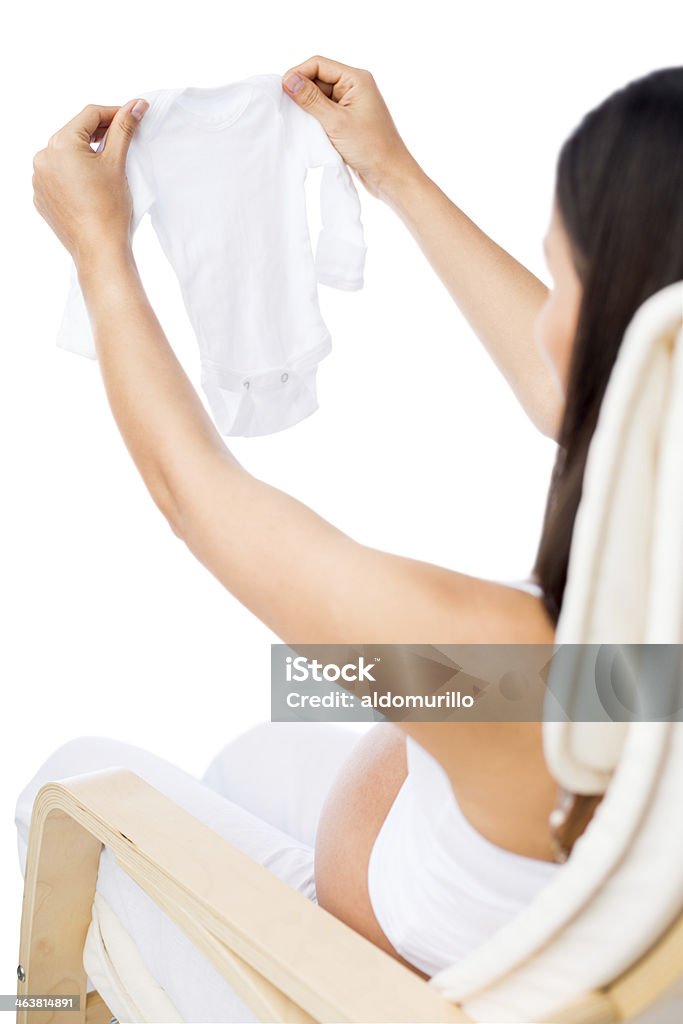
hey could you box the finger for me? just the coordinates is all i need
[285,55,352,86]
[100,98,149,166]
[312,79,334,99]
[60,104,121,148]
[284,55,359,103]
[282,69,341,129]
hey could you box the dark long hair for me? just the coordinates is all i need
[534,67,683,625]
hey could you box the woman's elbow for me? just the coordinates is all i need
[143,466,188,539]
[152,487,186,539]
[529,382,564,441]
[143,449,246,544]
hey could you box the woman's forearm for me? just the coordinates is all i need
[75,245,362,640]
[281,63,561,436]
[77,247,242,532]
[380,160,562,438]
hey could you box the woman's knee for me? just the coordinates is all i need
[204,721,355,784]
[21,735,131,790]
[15,735,147,832]
[14,735,125,874]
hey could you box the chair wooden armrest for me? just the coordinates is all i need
[22,766,682,1024]
[17,768,467,1024]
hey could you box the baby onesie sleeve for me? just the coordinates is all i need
[55,137,156,359]
[283,95,367,291]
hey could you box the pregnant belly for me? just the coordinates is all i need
[314,723,420,970]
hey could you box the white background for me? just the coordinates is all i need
[1,0,679,996]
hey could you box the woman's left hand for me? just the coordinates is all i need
[32,98,148,266]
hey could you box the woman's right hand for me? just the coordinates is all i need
[283,56,420,199]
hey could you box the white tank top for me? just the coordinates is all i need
[367,737,559,976]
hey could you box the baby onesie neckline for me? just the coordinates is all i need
[171,81,255,131]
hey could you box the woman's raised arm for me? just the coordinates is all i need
[77,241,552,645]
[284,56,563,438]
[32,100,554,647]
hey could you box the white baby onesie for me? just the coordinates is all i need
[56,74,367,436]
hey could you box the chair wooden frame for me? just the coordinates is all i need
[17,769,683,1024]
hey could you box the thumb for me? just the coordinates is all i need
[283,72,337,128]
[102,98,149,165]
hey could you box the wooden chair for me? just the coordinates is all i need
[16,717,683,1023]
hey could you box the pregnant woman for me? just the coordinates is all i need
[19,58,683,1022]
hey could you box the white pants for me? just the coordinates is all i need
[15,723,361,1024]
